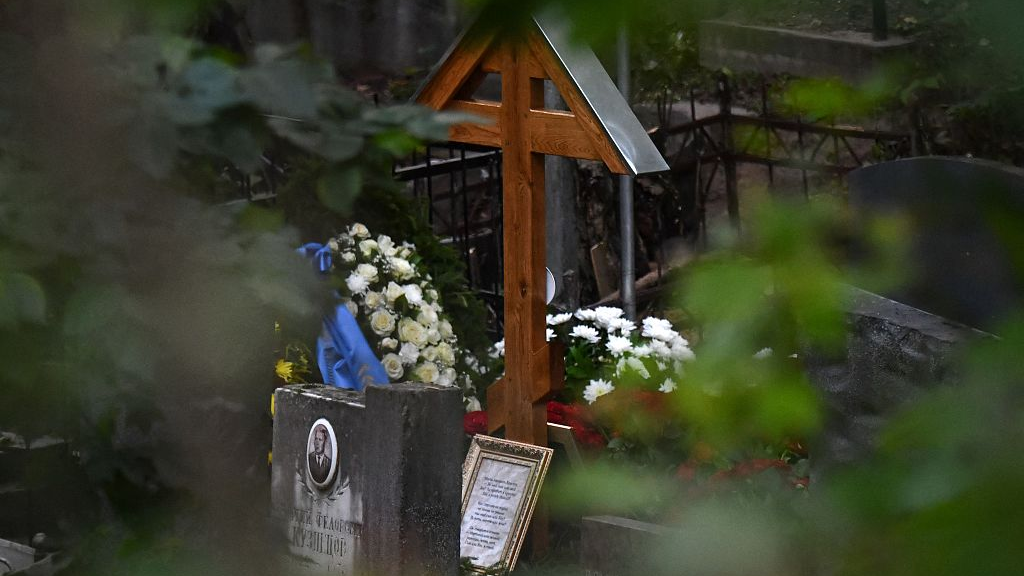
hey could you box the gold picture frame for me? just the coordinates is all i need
[460,435,553,574]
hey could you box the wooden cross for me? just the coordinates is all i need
[415,14,666,447]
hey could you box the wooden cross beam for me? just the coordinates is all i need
[415,15,667,447]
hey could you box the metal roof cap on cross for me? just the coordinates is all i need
[413,11,667,447]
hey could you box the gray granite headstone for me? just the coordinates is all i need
[271,383,462,576]
[580,515,675,576]
[849,156,1024,331]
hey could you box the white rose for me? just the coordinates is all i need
[427,328,441,344]
[382,353,404,380]
[465,396,482,412]
[385,281,405,303]
[422,346,439,362]
[427,289,438,300]
[413,361,440,384]
[341,251,356,263]
[326,238,340,252]
[349,223,370,238]
[398,318,429,347]
[369,309,396,336]
[365,291,385,309]
[381,337,398,350]
[378,235,397,256]
[390,257,415,280]
[399,342,420,365]
[402,284,423,305]
[436,342,455,365]
[356,263,378,282]
[417,306,438,326]
[346,272,369,294]
[439,320,453,339]
[344,300,358,316]
[358,239,378,258]
[437,367,457,387]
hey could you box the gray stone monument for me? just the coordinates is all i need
[271,383,462,576]
[580,515,675,576]
[849,156,1024,331]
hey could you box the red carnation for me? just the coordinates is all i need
[463,411,488,435]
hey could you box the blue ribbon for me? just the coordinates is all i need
[297,242,333,274]
[316,304,390,390]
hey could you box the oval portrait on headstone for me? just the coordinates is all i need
[306,418,338,489]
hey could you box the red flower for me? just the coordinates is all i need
[574,428,606,449]
[632,390,666,415]
[547,401,569,425]
[463,411,488,435]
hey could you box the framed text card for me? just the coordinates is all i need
[459,435,553,574]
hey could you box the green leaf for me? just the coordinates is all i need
[0,272,46,325]
[317,166,363,214]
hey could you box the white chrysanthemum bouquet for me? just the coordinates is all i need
[492,306,695,405]
[322,222,487,409]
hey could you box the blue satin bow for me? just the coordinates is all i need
[297,242,333,274]
[316,304,390,390]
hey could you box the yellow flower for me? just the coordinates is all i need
[275,359,294,382]
[270,394,275,418]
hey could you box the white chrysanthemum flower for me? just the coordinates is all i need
[632,344,652,357]
[349,223,370,238]
[390,257,415,280]
[626,357,651,379]
[606,335,632,356]
[570,325,601,344]
[642,317,678,342]
[341,251,356,263]
[671,341,696,361]
[413,361,440,384]
[381,337,398,350]
[659,378,677,393]
[465,396,482,412]
[358,239,378,257]
[547,312,572,326]
[583,378,615,404]
[382,353,404,380]
[346,272,369,294]
[402,284,423,305]
[754,347,773,360]
[546,328,555,342]
[575,309,597,322]
[399,342,420,365]
[651,340,672,359]
[608,318,636,335]
[369,309,396,336]
[593,306,624,327]
[397,318,429,347]
[356,263,379,282]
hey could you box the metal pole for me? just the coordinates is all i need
[872,0,888,41]
[617,25,636,321]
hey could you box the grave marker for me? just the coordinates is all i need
[414,12,668,446]
[271,383,462,576]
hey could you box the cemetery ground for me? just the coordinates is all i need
[4,1,1024,576]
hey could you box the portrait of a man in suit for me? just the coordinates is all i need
[307,422,333,486]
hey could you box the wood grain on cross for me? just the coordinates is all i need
[415,16,666,447]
